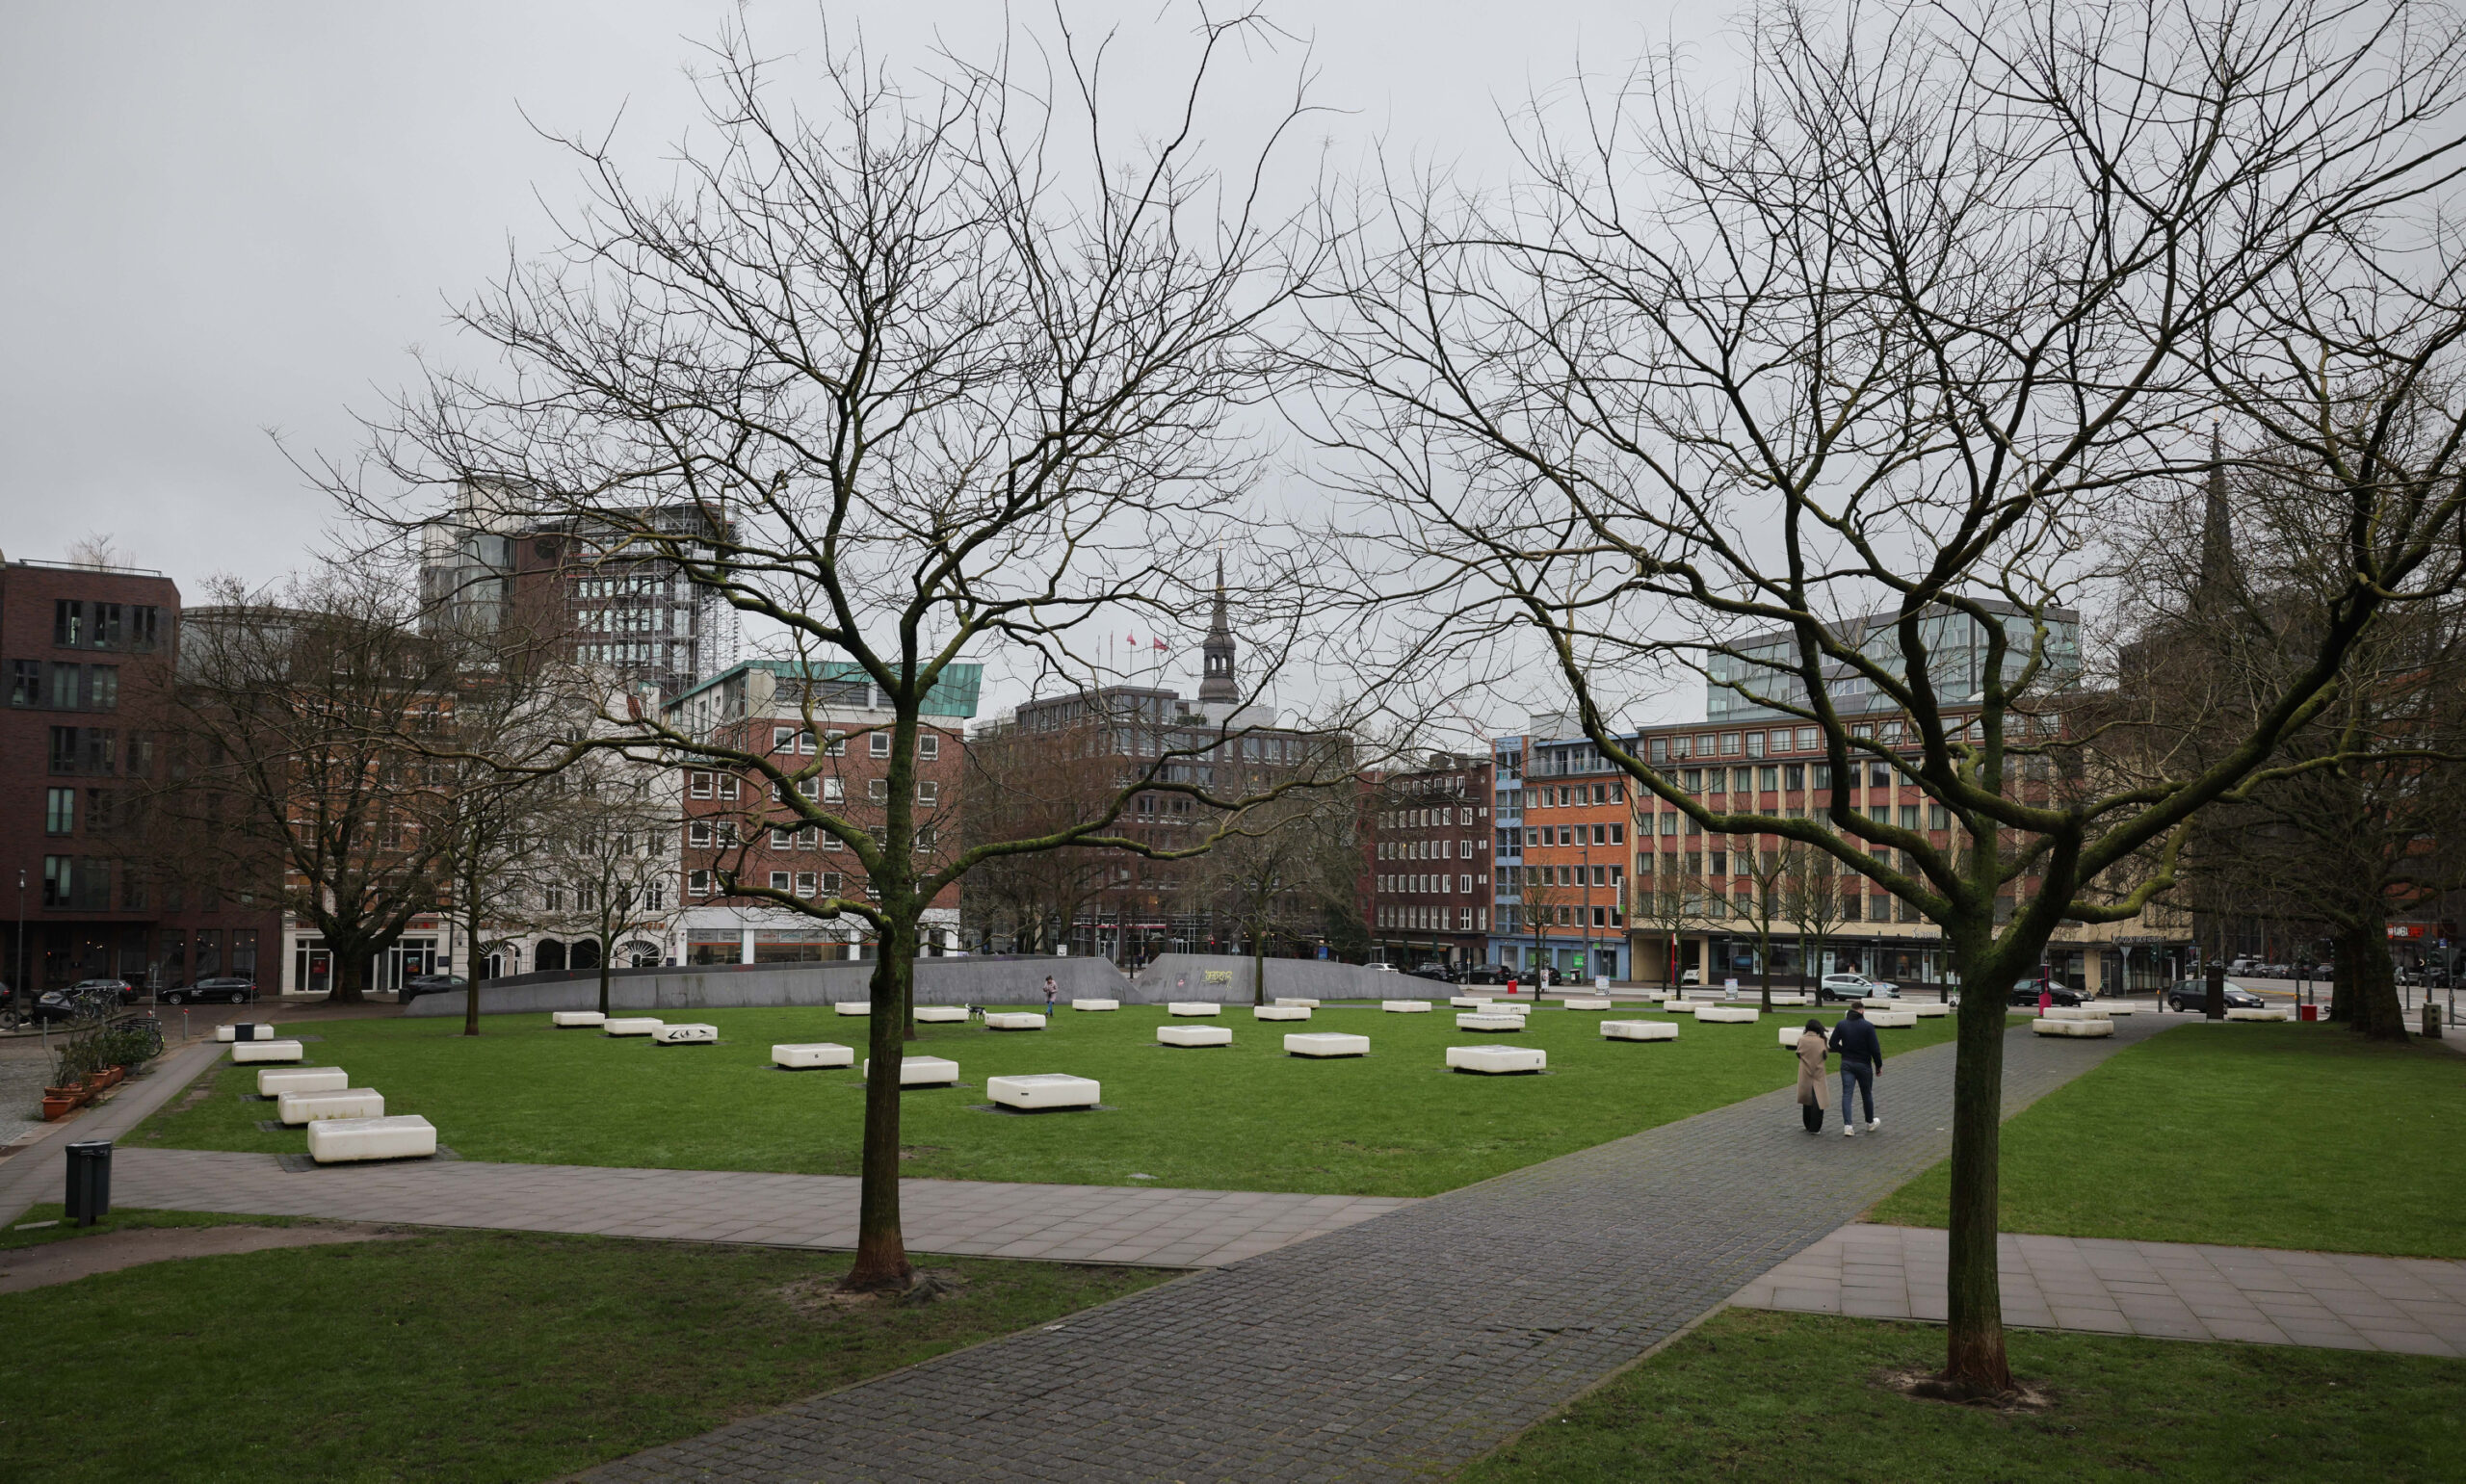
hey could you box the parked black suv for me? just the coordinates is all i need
[160,976,256,1006]
[2007,978,2086,1007]
[2164,980,2267,1012]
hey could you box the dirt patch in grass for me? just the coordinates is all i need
[0,1221,408,1294]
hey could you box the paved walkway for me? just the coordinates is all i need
[582,1016,2173,1482]
[1735,1222,2466,1356]
[96,1149,1411,1268]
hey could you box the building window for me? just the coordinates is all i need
[797,826,818,850]
[1744,730,1763,758]
[1720,732,1741,755]
[824,732,847,756]
[688,822,712,847]
[769,871,791,893]
[44,788,74,835]
[795,872,817,898]
[774,726,797,752]
[870,732,891,758]
[823,776,845,803]
[821,872,844,896]
[868,778,888,802]
[771,827,794,849]
[919,734,940,760]
[689,870,711,897]
[717,774,740,800]
[1759,766,1779,792]
[7,660,38,707]
[689,771,714,798]
[917,780,939,805]
[1928,804,1950,829]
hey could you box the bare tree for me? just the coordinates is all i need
[341,19,1366,1291]
[1200,790,1354,1004]
[525,751,680,1016]
[154,574,452,1003]
[1313,0,2466,1393]
[1781,844,1851,1000]
[1737,841,1797,1012]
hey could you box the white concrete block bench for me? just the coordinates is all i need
[231,1040,305,1064]
[987,1073,1101,1110]
[1603,1020,1679,1042]
[1070,999,1120,1011]
[1561,998,1613,1010]
[2097,1002,2136,1016]
[865,1055,961,1085]
[1274,998,1321,1007]
[1639,989,1672,1002]
[1910,1002,1951,1017]
[773,1042,854,1070]
[834,1002,870,1016]
[307,1114,436,1163]
[1778,1025,1819,1048]
[652,1023,718,1045]
[279,1088,384,1126]
[551,1011,606,1028]
[914,1005,968,1024]
[984,1013,1046,1030]
[1253,1004,1311,1022]
[1285,1032,1369,1057]
[257,1067,347,1097]
[2227,1006,2294,1022]
[1447,1043,1547,1075]
[1449,996,1493,1008]
[1456,1012,1526,1031]
[2044,1004,2108,1020]
[1167,1002,1220,1016]
[1693,1005,1760,1024]
[603,1018,664,1036]
[1157,1025,1233,1048]
[1864,1010,1918,1029]
[215,1024,283,1043]
[1768,993,1810,1005]
[2031,1017,2114,1037]
[1861,997,1903,1008]
[1381,1000,1432,1013]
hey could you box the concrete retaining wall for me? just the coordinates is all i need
[405,955,1132,1017]
[1128,953,1413,1004]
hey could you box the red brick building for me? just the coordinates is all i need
[0,556,280,996]
[1367,751,1495,968]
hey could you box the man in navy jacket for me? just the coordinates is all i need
[1829,1005,1884,1136]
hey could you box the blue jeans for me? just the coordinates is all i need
[1839,1059,1875,1126]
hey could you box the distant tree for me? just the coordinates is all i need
[525,751,680,1015]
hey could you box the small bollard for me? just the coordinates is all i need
[2425,1002,2444,1040]
[65,1138,114,1227]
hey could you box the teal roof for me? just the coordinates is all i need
[672,659,983,718]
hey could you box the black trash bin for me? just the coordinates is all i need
[65,1138,113,1226]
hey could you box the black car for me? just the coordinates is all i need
[2165,980,2267,1012]
[2008,978,2086,1007]
[160,976,256,1006]
[28,983,128,1024]
[400,974,469,1002]
[1458,964,1510,986]
[1405,963,1456,982]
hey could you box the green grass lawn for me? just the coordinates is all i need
[1870,1023,2466,1257]
[0,1217,1167,1484]
[134,1002,1960,1196]
[1462,1308,2466,1482]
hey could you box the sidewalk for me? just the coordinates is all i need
[1734,1222,2466,1356]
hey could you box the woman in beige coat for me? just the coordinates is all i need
[1795,1020,1832,1134]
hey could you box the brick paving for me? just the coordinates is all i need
[1735,1222,2466,1356]
[88,1148,1409,1267]
[583,1016,2171,1483]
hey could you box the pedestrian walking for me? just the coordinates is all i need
[1794,1018,1831,1133]
[1829,1004,1883,1136]
[1043,975,1058,1016]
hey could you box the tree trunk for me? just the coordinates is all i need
[1757,927,1772,1013]
[2329,950,2354,1023]
[330,947,368,1006]
[845,917,919,1292]
[1940,931,2017,1395]
[597,929,614,1017]
[462,872,484,1037]
[1252,925,1268,1007]
[2203,919,2227,1021]
[2342,922,2409,1042]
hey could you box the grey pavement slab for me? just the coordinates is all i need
[580,1014,2170,1482]
[1735,1222,2466,1357]
[87,1147,1412,1268]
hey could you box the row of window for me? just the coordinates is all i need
[538,882,668,913]
[1506,863,1623,889]
[1376,803,1476,830]
[47,726,150,776]
[1527,822,1625,847]
[1527,782,1622,808]
[1377,904,1485,932]
[686,869,880,900]
[769,725,944,760]
[53,600,163,653]
[1378,836,1477,861]
[1507,903,1624,929]
[8,660,118,711]
[1377,872,1476,897]
[686,820,939,852]
[43,787,120,836]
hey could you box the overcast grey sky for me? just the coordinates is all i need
[0,1,1713,600]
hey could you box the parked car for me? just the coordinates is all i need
[2228,957,2263,976]
[160,976,256,1006]
[2164,979,2267,1012]
[1459,964,1510,986]
[1405,963,1455,982]
[29,982,127,1024]
[68,977,143,1006]
[399,974,469,1002]
[1817,972,1898,1002]
[1363,962,1399,975]
[2008,978,2086,1007]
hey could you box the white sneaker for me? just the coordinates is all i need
[1868,1119,1880,1133]
[1843,1125,1857,1137]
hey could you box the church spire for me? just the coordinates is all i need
[2197,423,2238,601]
[1197,551,1238,704]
